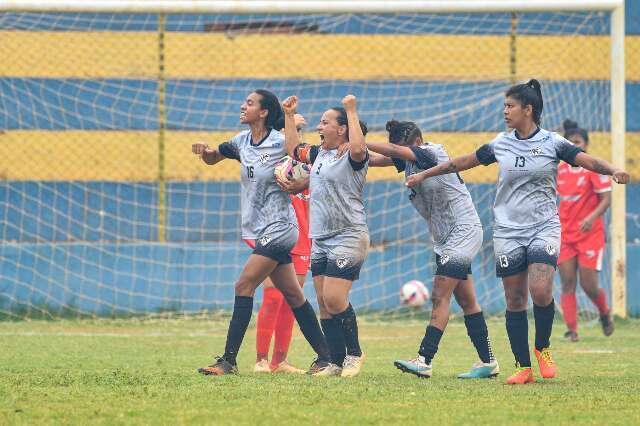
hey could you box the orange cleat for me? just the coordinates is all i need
[505,366,535,385]
[535,348,557,379]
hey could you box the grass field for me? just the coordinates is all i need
[1,316,639,425]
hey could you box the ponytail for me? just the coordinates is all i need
[506,79,544,125]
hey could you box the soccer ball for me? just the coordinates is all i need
[274,156,311,181]
[400,280,429,308]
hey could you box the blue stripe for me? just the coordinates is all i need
[0,11,614,35]
[2,78,635,131]
[3,182,640,244]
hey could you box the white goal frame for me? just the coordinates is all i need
[1,0,627,317]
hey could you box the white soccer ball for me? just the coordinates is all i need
[274,156,311,182]
[400,280,430,308]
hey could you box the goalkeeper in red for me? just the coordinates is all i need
[557,120,614,342]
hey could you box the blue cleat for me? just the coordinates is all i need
[394,357,432,378]
[457,360,500,379]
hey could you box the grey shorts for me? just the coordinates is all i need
[433,223,483,280]
[493,216,561,277]
[253,223,298,265]
[311,229,369,281]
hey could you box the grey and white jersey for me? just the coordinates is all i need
[219,129,295,239]
[394,143,481,244]
[307,146,369,239]
[476,128,581,229]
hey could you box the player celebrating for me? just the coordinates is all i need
[254,114,311,374]
[558,120,614,342]
[191,90,332,376]
[406,80,629,384]
[283,94,369,377]
[365,120,498,379]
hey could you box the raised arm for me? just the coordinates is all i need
[369,152,394,167]
[342,95,367,162]
[192,142,227,166]
[573,152,630,184]
[366,141,417,162]
[406,152,480,187]
[282,95,301,159]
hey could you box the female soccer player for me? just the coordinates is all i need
[406,80,629,384]
[253,114,311,374]
[558,120,614,342]
[282,94,369,377]
[365,120,498,379]
[191,90,332,376]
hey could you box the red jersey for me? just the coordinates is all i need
[290,189,311,256]
[557,162,611,239]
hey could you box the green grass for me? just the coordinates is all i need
[1,317,639,425]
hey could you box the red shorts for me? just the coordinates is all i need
[558,230,605,271]
[243,239,310,276]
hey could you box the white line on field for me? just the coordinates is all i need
[572,349,615,354]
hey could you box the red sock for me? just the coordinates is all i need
[256,288,284,361]
[591,288,610,316]
[561,293,578,332]
[271,301,296,367]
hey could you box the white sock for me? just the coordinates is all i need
[417,355,426,364]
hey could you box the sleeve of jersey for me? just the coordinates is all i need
[555,138,582,166]
[294,144,319,164]
[392,158,406,173]
[349,150,369,171]
[475,143,496,166]
[218,141,240,161]
[590,171,612,193]
[409,146,438,170]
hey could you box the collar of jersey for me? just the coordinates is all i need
[248,128,273,147]
[505,127,547,142]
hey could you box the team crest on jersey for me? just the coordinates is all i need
[546,244,557,256]
[259,153,271,164]
[440,254,450,265]
[259,236,271,246]
[336,258,349,269]
[531,147,542,156]
[586,250,595,258]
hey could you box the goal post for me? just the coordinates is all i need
[0,0,627,318]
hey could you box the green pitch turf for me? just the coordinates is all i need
[1,317,638,425]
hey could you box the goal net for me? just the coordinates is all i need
[0,5,624,321]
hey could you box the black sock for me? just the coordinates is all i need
[464,311,495,364]
[418,325,443,365]
[321,317,346,366]
[292,300,331,362]
[534,300,555,351]
[505,310,531,367]
[333,304,362,357]
[223,296,254,366]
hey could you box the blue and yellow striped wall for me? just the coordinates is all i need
[2,8,640,314]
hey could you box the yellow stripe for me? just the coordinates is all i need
[0,131,636,182]
[2,31,639,80]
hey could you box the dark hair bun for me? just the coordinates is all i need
[563,119,579,132]
[385,119,401,132]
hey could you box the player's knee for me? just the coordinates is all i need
[561,275,577,293]
[430,288,451,311]
[323,293,348,315]
[530,285,553,306]
[505,292,528,311]
[234,277,256,296]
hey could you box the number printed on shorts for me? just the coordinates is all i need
[499,255,509,268]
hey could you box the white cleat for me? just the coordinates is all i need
[341,353,366,378]
[271,360,305,374]
[253,359,271,373]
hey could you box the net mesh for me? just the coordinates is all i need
[0,10,624,322]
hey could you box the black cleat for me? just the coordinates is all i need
[564,330,579,342]
[197,356,238,376]
[600,312,615,336]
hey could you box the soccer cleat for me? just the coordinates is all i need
[564,330,579,342]
[271,360,305,374]
[341,353,366,378]
[197,357,238,376]
[534,348,557,379]
[505,366,535,385]
[394,357,432,378]
[600,313,615,337]
[457,360,500,379]
[253,359,271,373]
[307,359,340,377]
